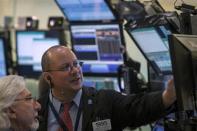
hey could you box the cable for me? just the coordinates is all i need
[173,0,178,7]
[174,0,185,9]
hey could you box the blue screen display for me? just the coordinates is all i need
[55,0,115,21]
[0,38,7,77]
[83,77,121,91]
[129,26,172,74]
[70,24,123,75]
[16,31,60,77]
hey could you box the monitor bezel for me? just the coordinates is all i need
[54,0,118,22]
[69,21,126,77]
[125,24,172,76]
[15,30,63,78]
[169,34,197,111]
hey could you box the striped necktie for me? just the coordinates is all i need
[58,102,73,131]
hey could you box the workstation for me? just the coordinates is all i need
[0,0,197,131]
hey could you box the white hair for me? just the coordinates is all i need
[0,75,26,129]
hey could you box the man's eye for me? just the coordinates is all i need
[73,62,78,66]
[60,65,69,71]
[26,97,33,100]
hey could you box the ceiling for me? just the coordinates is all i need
[158,0,197,11]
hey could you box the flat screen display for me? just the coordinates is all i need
[83,77,121,92]
[0,38,7,77]
[55,0,116,21]
[70,23,124,76]
[169,34,197,111]
[127,25,172,75]
[16,30,61,77]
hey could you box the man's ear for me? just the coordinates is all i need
[6,106,17,119]
[42,72,51,83]
[42,72,53,88]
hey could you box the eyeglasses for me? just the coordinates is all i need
[15,96,37,103]
[45,60,83,72]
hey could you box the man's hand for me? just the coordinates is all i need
[162,79,176,108]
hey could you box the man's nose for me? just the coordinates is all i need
[70,65,80,73]
[34,101,41,111]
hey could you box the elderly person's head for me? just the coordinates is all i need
[0,75,41,131]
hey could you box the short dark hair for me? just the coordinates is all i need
[41,45,66,72]
[41,49,51,72]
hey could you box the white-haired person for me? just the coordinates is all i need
[0,75,41,131]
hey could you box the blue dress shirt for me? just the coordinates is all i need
[48,89,83,131]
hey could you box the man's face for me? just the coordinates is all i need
[12,88,41,130]
[48,47,83,95]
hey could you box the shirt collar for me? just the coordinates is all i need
[49,89,82,112]
[73,88,82,107]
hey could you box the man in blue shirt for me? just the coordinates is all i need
[38,45,176,131]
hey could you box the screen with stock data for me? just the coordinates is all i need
[16,30,61,77]
[70,23,123,76]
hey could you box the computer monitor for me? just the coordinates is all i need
[0,38,7,77]
[83,77,121,92]
[70,23,124,76]
[126,25,172,75]
[54,0,116,22]
[16,30,62,78]
[169,34,197,111]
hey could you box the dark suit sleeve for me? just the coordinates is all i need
[37,92,49,131]
[98,90,167,129]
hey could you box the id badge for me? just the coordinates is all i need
[92,119,112,131]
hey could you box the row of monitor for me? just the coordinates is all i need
[0,23,123,78]
[0,23,196,79]
[0,23,196,76]
[15,24,171,78]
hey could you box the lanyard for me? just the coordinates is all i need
[49,100,68,131]
[49,98,83,131]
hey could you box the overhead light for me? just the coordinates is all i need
[26,16,39,30]
[48,16,64,30]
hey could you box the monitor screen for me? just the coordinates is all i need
[83,77,121,92]
[169,34,197,111]
[127,25,172,75]
[0,38,7,77]
[55,0,116,21]
[70,23,124,76]
[16,30,61,78]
